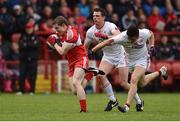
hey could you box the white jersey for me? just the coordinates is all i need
[112,29,151,61]
[86,21,125,57]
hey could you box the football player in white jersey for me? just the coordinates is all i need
[85,8,143,112]
[92,24,168,112]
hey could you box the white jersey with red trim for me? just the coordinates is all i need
[112,29,151,61]
[86,21,125,57]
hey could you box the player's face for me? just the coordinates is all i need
[93,12,105,26]
[53,23,67,35]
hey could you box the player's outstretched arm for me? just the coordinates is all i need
[92,39,114,52]
[92,31,122,52]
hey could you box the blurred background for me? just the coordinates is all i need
[0,0,179,94]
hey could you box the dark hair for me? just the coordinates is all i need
[53,16,68,25]
[127,24,139,37]
[93,8,106,17]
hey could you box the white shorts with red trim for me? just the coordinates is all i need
[101,53,127,68]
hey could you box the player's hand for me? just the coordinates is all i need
[88,49,95,59]
[88,49,94,56]
[46,34,62,49]
[149,46,156,57]
[95,32,108,40]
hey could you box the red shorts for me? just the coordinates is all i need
[68,56,89,77]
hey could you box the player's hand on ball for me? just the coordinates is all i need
[46,34,62,49]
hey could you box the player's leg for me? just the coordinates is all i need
[139,66,168,87]
[138,57,168,87]
[117,66,142,110]
[118,66,146,112]
[69,77,88,95]
[116,54,143,110]
[117,66,129,91]
[72,67,87,112]
[68,65,77,94]
[68,77,77,94]
[81,67,106,92]
[81,78,88,89]
[98,60,119,111]
[129,57,148,111]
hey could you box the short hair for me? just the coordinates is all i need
[93,8,106,17]
[53,16,68,26]
[127,24,139,37]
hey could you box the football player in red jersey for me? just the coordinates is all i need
[47,16,104,112]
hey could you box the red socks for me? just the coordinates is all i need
[85,72,93,81]
[80,99,87,112]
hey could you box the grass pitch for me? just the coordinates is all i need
[0,92,180,121]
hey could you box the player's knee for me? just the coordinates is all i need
[130,82,138,90]
[130,76,139,85]
[73,75,82,81]
[70,85,77,93]
[72,81,81,89]
[98,75,109,86]
[70,86,77,95]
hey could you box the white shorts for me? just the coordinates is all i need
[128,56,150,73]
[102,53,127,68]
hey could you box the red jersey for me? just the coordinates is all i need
[59,26,88,64]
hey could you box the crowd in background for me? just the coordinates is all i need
[0,0,180,92]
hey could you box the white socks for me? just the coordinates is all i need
[134,93,142,104]
[103,83,116,102]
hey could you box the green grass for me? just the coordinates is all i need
[0,92,180,121]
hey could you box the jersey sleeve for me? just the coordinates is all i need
[85,28,93,44]
[66,28,78,43]
[108,23,119,34]
[141,29,151,40]
[112,32,126,44]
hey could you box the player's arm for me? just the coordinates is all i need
[91,35,117,52]
[92,38,114,52]
[109,26,121,37]
[84,30,99,56]
[148,30,155,48]
[46,34,73,55]
[147,30,156,56]
[84,38,91,49]
[94,24,121,40]
[92,33,123,52]
[54,42,73,55]
[84,30,97,49]
[92,31,120,50]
